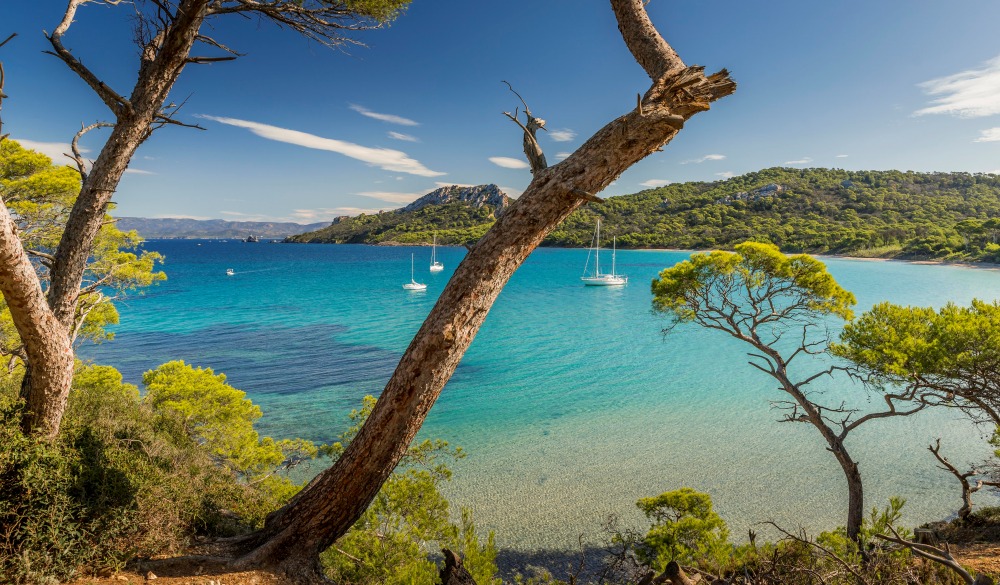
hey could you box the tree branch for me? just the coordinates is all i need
[68,121,114,180]
[875,526,992,585]
[45,0,131,115]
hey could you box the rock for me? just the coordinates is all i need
[402,184,512,215]
[145,571,158,580]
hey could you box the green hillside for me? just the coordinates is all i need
[290,168,1000,262]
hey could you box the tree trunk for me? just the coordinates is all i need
[784,379,864,541]
[227,0,734,577]
[9,0,209,437]
[830,439,864,541]
[0,203,75,439]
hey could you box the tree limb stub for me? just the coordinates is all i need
[502,80,548,174]
[220,0,734,577]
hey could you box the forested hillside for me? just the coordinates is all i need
[292,168,1000,261]
[550,167,1000,261]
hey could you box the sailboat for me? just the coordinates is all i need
[429,235,444,272]
[402,254,427,290]
[581,219,627,286]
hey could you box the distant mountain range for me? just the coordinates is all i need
[116,217,328,239]
[287,184,512,245]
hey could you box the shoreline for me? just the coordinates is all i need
[146,238,1000,270]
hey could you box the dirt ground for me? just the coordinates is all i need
[68,567,293,585]
[63,542,1000,585]
[954,542,1000,579]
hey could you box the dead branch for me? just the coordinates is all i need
[501,80,548,173]
[876,525,993,585]
[0,32,15,141]
[765,521,870,585]
[68,121,114,180]
[929,438,1000,520]
[45,1,131,115]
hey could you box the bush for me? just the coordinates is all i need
[0,363,307,583]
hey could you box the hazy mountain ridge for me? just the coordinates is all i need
[116,217,328,239]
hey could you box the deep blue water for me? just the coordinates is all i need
[81,240,1000,550]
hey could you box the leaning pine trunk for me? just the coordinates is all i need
[227,0,735,579]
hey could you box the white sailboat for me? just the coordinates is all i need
[581,219,627,286]
[403,254,427,290]
[429,235,444,272]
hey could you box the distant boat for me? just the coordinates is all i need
[581,219,627,286]
[430,235,444,272]
[244,234,260,243]
[226,268,234,276]
[403,254,427,291]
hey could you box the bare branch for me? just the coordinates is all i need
[68,121,114,180]
[764,521,870,585]
[45,1,131,115]
[0,32,15,142]
[501,81,548,174]
[875,526,992,585]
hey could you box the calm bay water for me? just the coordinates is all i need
[82,240,1000,551]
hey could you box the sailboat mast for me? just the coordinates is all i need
[612,236,616,277]
[595,219,601,276]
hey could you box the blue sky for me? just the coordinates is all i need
[3,1,1000,223]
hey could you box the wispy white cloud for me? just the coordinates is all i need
[916,55,1000,118]
[784,157,813,165]
[11,138,77,162]
[124,168,155,175]
[498,185,523,198]
[715,171,735,179]
[836,154,849,158]
[358,191,424,204]
[199,115,445,177]
[681,153,726,164]
[349,104,419,126]
[555,152,571,161]
[974,127,1000,142]
[489,156,530,169]
[640,179,671,188]
[388,131,419,142]
[549,129,576,142]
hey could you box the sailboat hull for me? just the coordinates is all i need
[581,275,628,286]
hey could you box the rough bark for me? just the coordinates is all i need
[0,204,75,439]
[225,0,734,578]
[45,0,210,331]
[7,0,210,437]
[439,549,477,585]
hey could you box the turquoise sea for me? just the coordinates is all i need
[81,241,1000,552]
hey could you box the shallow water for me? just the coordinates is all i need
[82,241,1000,551]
